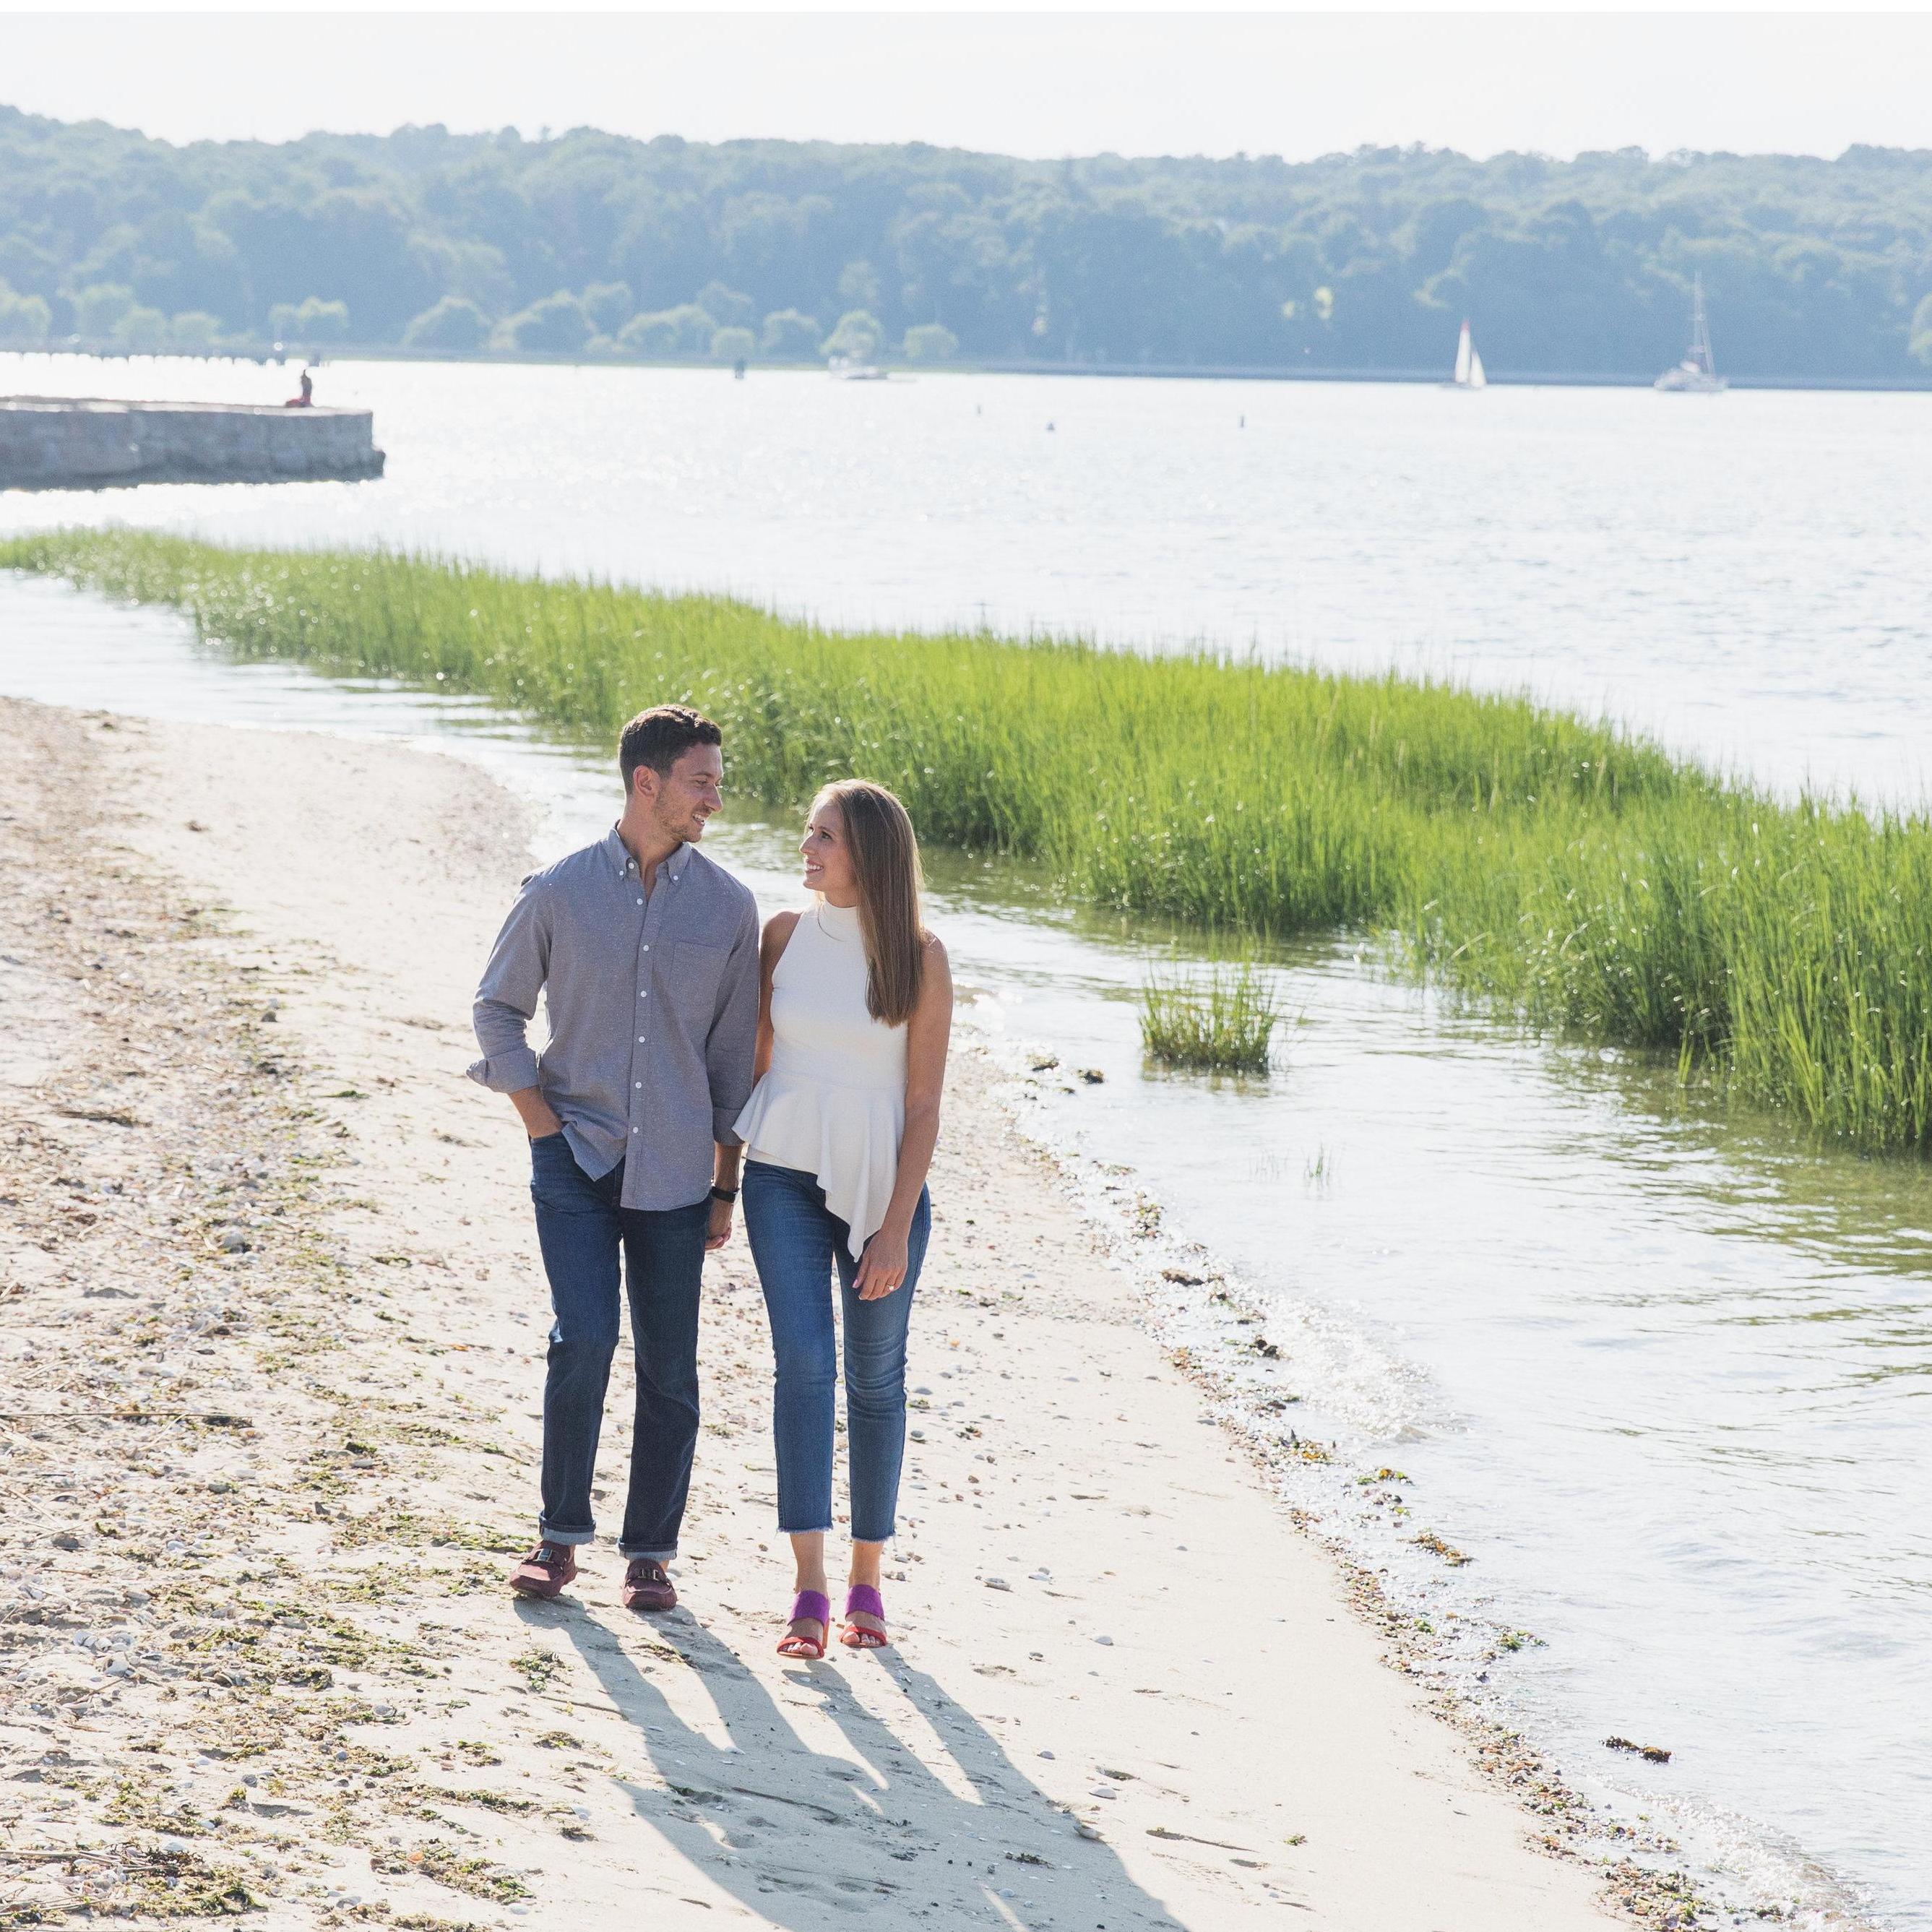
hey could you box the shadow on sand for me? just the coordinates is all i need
[515,1597,1186,1930]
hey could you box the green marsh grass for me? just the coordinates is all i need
[9,530,1932,1154]
[1139,959,1282,1073]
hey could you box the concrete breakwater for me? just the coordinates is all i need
[0,397,384,490]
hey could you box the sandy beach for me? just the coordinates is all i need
[0,694,1633,1930]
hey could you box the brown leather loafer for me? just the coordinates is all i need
[509,1541,579,1598]
[621,1558,676,1613]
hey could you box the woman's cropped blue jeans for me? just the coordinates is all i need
[741,1160,929,1544]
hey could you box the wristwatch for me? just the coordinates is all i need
[709,1185,738,1204]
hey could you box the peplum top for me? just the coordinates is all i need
[733,899,908,1255]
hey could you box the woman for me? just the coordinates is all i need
[733,780,952,1657]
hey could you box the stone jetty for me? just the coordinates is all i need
[0,397,384,490]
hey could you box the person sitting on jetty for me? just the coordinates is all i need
[283,368,314,408]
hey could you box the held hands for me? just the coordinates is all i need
[705,1196,735,1252]
[855,1223,910,1301]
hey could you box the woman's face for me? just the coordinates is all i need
[801,799,858,902]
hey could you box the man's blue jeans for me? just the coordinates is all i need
[528,1133,707,1560]
[741,1159,929,1544]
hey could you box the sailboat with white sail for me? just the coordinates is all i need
[1655,272,1726,392]
[1450,319,1486,390]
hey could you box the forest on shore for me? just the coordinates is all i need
[4,105,1932,379]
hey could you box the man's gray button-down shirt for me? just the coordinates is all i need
[467,828,760,1211]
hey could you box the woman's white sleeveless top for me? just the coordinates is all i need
[734,900,908,1256]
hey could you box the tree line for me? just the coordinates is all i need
[3,104,1931,379]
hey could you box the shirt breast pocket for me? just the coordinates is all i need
[669,941,728,1028]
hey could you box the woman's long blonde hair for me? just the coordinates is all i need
[816,780,926,1026]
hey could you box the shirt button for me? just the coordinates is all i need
[637,1035,646,1043]
[631,1127,639,1135]
[642,944,650,952]
[637,897,644,906]
[634,1081,642,1089]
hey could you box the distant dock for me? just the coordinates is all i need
[0,397,384,491]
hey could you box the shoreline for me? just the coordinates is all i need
[0,694,1633,1928]
[973,1040,1873,1932]
[12,345,1932,397]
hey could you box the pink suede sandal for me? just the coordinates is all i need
[840,1584,889,1650]
[777,1590,831,1660]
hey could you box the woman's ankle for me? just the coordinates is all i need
[788,1530,829,1601]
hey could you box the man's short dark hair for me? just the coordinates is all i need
[619,705,722,790]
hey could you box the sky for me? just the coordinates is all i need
[3,7,1931,163]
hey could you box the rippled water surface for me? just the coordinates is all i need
[4,352,1932,1926]
[6,350,1932,801]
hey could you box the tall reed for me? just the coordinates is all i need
[9,530,1932,1155]
[1140,959,1282,1073]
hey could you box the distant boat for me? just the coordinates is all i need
[1450,319,1486,390]
[1655,273,1727,392]
[828,354,887,382]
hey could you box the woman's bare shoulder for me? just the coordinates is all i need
[761,907,803,961]
[919,928,952,991]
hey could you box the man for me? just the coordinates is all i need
[469,704,758,1610]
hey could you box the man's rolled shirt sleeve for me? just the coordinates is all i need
[707,894,762,1144]
[468,877,550,1095]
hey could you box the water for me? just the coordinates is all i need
[7,350,1932,804]
[5,353,1931,1926]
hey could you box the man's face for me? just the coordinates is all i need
[638,743,723,843]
